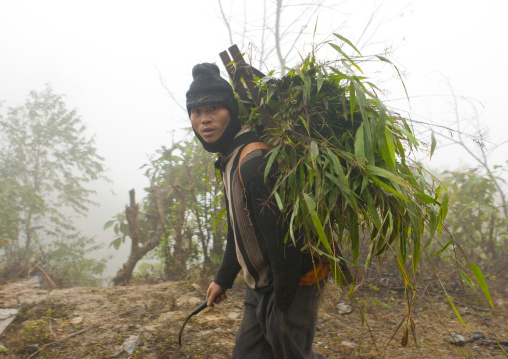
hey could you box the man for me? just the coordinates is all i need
[186,62,328,359]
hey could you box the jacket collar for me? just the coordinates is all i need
[215,127,258,170]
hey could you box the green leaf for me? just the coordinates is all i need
[264,146,280,182]
[425,205,438,247]
[446,293,469,331]
[299,115,310,136]
[394,125,419,147]
[303,193,331,253]
[430,128,437,159]
[370,298,391,310]
[274,191,284,211]
[431,240,452,257]
[333,33,362,56]
[103,220,115,230]
[365,165,409,188]
[109,237,122,250]
[215,206,227,227]
[371,177,409,202]
[317,70,324,93]
[414,192,440,205]
[349,82,356,123]
[354,124,365,163]
[470,263,493,309]
[376,55,392,64]
[309,141,319,162]
[366,191,382,230]
[329,43,363,73]
[459,270,477,292]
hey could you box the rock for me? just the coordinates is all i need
[341,340,357,348]
[449,332,467,346]
[336,303,353,315]
[175,295,203,308]
[0,309,19,336]
[121,335,140,354]
[191,284,201,291]
[70,316,83,325]
[467,331,485,342]
[160,311,184,325]
[227,311,240,320]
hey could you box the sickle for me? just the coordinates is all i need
[178,299,208,346]
[179,292,225,346]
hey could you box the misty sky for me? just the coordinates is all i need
[1,0,507,277]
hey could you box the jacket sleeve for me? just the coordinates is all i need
[214,200,242,289]
[240,152,303,312]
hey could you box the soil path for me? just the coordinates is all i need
[0,275,506,358]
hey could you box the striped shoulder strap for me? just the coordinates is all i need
[238,142,271,188]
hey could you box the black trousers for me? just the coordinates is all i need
[232,280,327,359]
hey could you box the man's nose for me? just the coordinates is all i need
[200,113,212,123]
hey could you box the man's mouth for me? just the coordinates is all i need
[202,127,215,136]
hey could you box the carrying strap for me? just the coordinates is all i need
[238,142,271,188]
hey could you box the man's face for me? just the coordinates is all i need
[190,104,230,143]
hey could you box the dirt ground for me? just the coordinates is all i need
[0,268,507,359]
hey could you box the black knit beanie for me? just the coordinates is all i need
[186,63,241,153]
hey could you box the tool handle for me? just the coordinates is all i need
[192,299,208,315]
[192,290,225,315]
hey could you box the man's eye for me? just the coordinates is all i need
[210,105,217,111]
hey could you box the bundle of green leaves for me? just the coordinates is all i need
[238,35,449,288]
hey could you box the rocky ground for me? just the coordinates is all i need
[0,269,507,358]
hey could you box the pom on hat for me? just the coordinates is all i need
[186,63,239,119]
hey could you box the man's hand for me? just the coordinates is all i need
[206,282,227,307]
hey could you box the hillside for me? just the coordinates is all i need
[0,272,507,358]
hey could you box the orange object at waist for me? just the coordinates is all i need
[298,262,331,286]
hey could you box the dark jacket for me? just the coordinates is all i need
[213,127,314,312]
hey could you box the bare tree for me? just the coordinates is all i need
[216,0,409,75]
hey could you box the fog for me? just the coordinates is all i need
[1,0,507,280]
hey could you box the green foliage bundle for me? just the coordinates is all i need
[240,35,449,287]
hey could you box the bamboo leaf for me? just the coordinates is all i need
[366,191,382,230]
[371,177,410,202]
[470,263,493,309]
[333,33,362,56]
[430,128,437,159]
[459,270,478,292]
[401,326,409,347]
[264,146,280,182]
[303,193,332,253]
[349,82,356,123]
[350,212,360,261]
[370,298,391,310]
[354,124,365,163]
[431,240,452,257]
[394,125,419,147]
[299,115,310,136]
[425,205,438,248]
[274,191,284,211]
[410,317,418,345]
[414,192,440,205]
[365,165,409,188]
[329,43,363,73]
[310,141,319,162]
[446,293,469,331]
[317,69,324,93]
[215,206,227,227]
